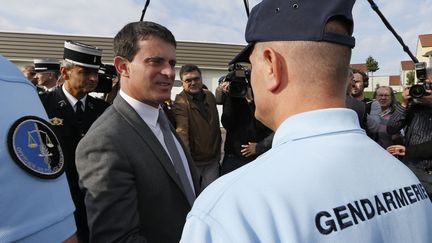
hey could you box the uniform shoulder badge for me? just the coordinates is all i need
[7,116,65,179]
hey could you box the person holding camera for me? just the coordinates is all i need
[39,40,109,242]
[216,77,273,175]
[387,67,432,197]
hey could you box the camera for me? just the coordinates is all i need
[222,63,251,98]
[409,62,431,98]
[409,83,432,99]
[95,64,117,93]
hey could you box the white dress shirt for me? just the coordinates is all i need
[119,90,195,194]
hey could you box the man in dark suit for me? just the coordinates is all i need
[40,40,109,242]
[76,21,200,243]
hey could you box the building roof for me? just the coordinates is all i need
[350,63,367,73]
[423,50,432,57]
[389,75,401,86]
[400,60,414,71]
[0,31,245,70]
[419,34,432,47]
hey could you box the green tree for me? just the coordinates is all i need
[406,70,415,86]
[366,56,379,91]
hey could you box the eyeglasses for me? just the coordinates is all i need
[377,94,390,97]
[182,77,201,83]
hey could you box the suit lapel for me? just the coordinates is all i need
[113,95,188,194]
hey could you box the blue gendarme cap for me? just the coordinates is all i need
[230,0,356,64]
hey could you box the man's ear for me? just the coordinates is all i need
[60,66,69,81]
[262,47,284,93]
[114,56,129,78]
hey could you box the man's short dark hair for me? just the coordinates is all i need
[114,21,176,61]
[179,64,202,80]
[352,68,369,85]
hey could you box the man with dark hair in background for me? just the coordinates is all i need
[351,68,380,137]
[351,68,371,104]
[181,0,432,242]
[346,67,367,128]
[174,64,221,189]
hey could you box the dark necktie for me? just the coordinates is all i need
[158,109,195,205]
[75,100,85,136]
[75,100,84,115]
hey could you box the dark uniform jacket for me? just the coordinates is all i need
[39,86,109,242]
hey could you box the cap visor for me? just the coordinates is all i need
[229,43,254,65]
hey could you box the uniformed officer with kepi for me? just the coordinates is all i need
[39,40,109,242]
[34,58,60,93]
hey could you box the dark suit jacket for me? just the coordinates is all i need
[39,87,109,241]
[76,95,200,243]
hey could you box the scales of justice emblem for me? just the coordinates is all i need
[8,116,65,179]
[27,129,54,169]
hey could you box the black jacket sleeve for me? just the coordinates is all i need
[405,141,432,161]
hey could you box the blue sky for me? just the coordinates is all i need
[0,0,431,76]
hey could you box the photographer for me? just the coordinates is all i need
[216,75,273,175]
[387,67,432,197]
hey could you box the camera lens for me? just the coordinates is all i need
[409,84,426,98]
[229,81,248,98]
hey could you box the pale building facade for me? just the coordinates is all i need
[2,31,431,96]
[0,31,245,98]
[416,34,432,68]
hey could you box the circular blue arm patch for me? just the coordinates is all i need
[7,116,65,179]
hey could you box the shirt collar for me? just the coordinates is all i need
[119,90,160,128]
[62,84,87,109]
[273,108,362,147]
